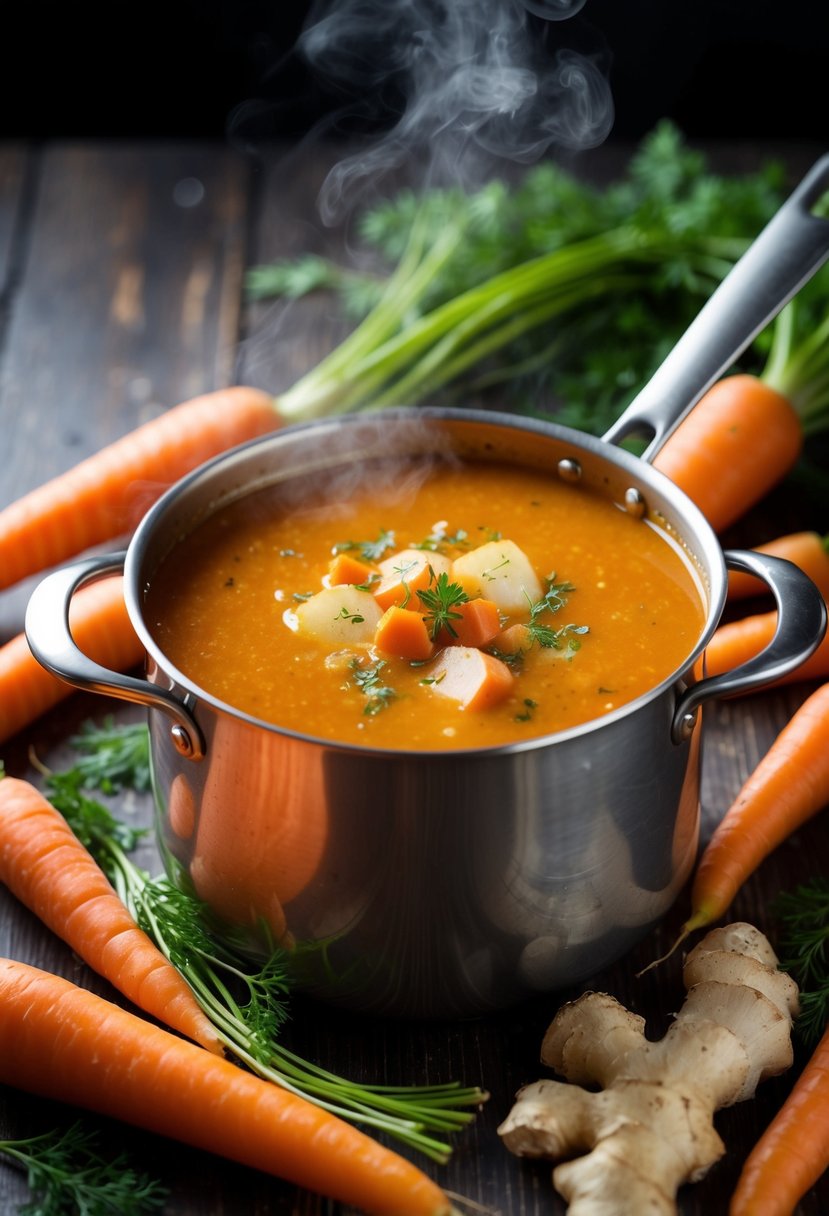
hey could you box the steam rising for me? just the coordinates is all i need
[296,0,612,223]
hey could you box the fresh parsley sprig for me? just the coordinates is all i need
[417,572,469,640]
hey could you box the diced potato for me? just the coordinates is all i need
[451,540,542,612]
[294,586,382,644]
[424,646,514,711]
[373,548,452,611]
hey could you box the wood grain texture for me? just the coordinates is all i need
[0,140,827,1216]
[0,142,249,641]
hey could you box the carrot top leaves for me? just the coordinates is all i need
[0,1122,167,1216]
[775,877,829,1047]
[38,722,485,1160]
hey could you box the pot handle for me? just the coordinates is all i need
[603,154,829,462]
[24,553,205,760]
[672,549,827,743]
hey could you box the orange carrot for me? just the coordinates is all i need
[676,682,829,949]
[703,607,829,689]
[0,576,142,744]
[328,552,376,586]
[0,386,279,592]
[0,776,221,1055]
[427,646,514,711]
[730,1024,829,1215]
[374,606,435,661]
[0,959,453,1216]
[727,531,829,602]
[440,598,502,648]
[652,374,803,533]
[373,550,452,612]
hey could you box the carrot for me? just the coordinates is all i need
[703,607,829,689]
[426,646,514,711]
[440,598,502,649]
[328,552,376,586]
[373,550,452,612]
[652,374,804,533]
[374,606,435,661]
[0,576,142,744]
[730,1024,829,1215]
[669,682,829,955]
[0,386,278,592]
[727,531,829,602]
[0,958,453,1216]
[0,775,221,1055]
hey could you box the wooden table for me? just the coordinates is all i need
[0,138,827,1215]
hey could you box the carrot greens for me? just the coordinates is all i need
[251,122,788,435]
[0,1122,167,1216]
[775,877,829,1047]
[38,727,483,1161]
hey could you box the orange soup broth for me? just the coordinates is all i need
[145,460,706,751]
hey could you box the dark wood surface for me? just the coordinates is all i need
[0,138,827,1216]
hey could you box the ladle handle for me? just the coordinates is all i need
[603,153,829,462]
[24,553,205,760]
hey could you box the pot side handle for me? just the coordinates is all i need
[24,553,205,760]
[603,153,829,463]
[672,549,827,743]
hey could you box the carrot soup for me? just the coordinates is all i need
[145,458,706,750]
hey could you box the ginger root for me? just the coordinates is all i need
[498,922,799,1215]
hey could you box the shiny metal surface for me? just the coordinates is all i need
[24,412,827,1016]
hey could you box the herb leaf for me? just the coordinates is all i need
[0,1122,167,1216]
[334,530,395,563]
[349,658,398,714]
[417,573,469,640]
[35,722,486,1160]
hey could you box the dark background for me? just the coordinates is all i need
[4,0,828,145]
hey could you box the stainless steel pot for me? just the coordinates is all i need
[25,156,829,1018]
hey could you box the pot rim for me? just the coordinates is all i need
[124,405,727,757]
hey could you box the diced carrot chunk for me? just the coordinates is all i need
[327,553,375,586]
[491,623,532,655]
[439,598,502,647]
[425,646,513,711]
[373,549,451,611]
[374,606,435,661]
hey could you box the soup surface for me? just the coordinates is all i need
[146,458,706,750]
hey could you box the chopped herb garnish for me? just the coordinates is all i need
[336,606,366,625]
[350,658,398,714]
[515,698,538,722]
[524,575,588,650]
[417,573,469,640]
[481,555,510,581]
[334,529,395,562]
[292,591,313,602]
[390,557,421,607]
[414,524,469,554]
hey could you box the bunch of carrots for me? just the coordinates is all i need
[1,157,829,1215]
